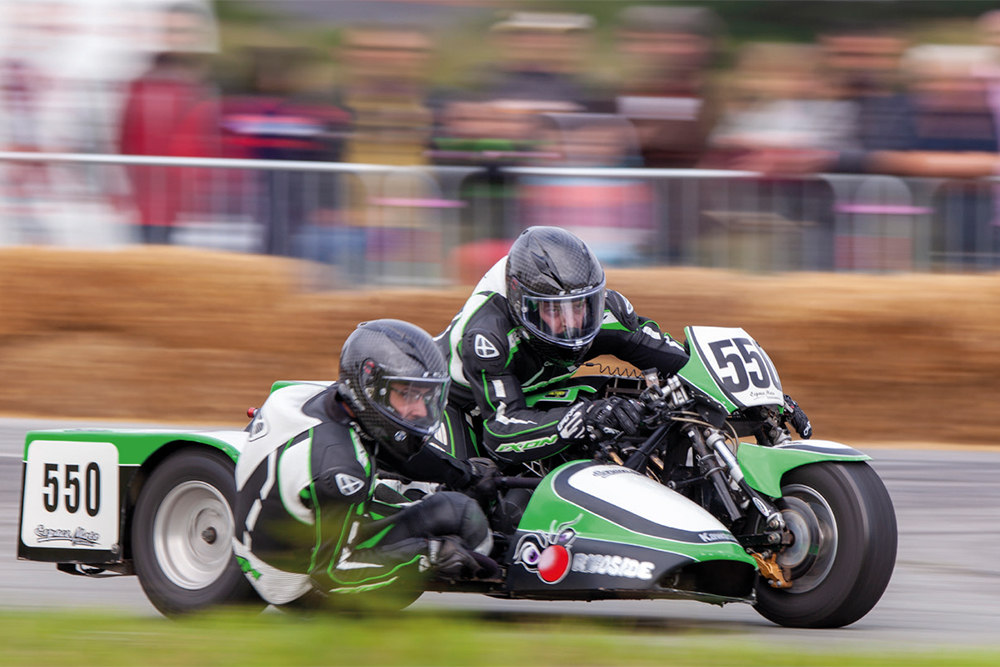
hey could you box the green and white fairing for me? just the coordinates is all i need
[506,460,758,603]
[18,428,247,564]
[678,326,869,497]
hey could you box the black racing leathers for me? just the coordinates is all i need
[437,258,689,466]
[233,382,489,606]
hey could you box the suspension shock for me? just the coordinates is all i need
[705,430,785,532]
[686,426,743,523]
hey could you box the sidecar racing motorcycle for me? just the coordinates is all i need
[16,326,896,628]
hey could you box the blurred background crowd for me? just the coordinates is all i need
[4,0,1000,284]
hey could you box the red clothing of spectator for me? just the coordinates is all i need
[117,54,219,230]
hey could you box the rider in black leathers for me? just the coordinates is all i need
[436,226,812,470]
[437,226,689,467]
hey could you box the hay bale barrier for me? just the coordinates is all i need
[2,246,998,446]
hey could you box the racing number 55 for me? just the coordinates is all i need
[42,462,101,517]
[708,337,774,393]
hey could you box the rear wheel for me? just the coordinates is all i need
[753,461,897,628]
[132,447,262,616]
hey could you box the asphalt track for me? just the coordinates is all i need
[2,417,999,650]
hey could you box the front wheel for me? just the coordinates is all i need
[753,461,897,628]
[132,447,262,616]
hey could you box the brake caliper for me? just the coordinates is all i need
[752,552,792,589]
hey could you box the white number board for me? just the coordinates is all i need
[688,326,783,408]
[21,440,120,551]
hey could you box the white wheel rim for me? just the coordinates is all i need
[153,481,235,590]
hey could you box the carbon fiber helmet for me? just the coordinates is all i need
[338,319,450,462]
[506,226,606,365]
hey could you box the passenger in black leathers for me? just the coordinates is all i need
[436,227,812,469]
[233,319,497,608]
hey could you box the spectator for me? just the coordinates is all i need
[517,113,656,266]
[819,24,919,153]
[479,11,597,112]
[705,42,859,170]
[339,26,434,166]
[904,45,997,153]
[117,1,220,244]
[614,5,723,169]
[222,46,348,257]
[976,10,1000,136]
[698,42,858,270]
[334,25,441,284]
[976,10,1000,265]
[904,43,999,269]
[434,12,599,282]
[429,98,552,281]
[0,1,73,244]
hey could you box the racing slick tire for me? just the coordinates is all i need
[132,447,262,616]
[753,461,897,628]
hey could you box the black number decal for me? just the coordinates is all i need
[85,463,101,517]
[733,337,773,389]
[64,464,80,514]
[43,463,59,513]
[39,462,101,515]
[708,339,749,393]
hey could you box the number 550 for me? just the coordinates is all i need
[42,462,101,517]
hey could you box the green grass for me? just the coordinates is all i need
[0,607,997,667]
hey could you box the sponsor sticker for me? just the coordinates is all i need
[515,517,656,584]
[34,525,101,547]
[514,518,580,584]
[571,553,654,580]
[698,531,737,543]
[495,434,558,453]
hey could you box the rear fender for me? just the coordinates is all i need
[736,440,870,498]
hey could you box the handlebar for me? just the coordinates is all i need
[495,476,542,490]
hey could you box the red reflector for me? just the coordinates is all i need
[247,407,257,418]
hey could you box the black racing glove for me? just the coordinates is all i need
[464,457,500,502]
[783,394,813,439]
[426,536,500,581]
[558,396,645,441]
[427,536,481,581]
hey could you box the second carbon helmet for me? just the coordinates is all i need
[505,226,606,365]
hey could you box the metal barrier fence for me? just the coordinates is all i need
[1,151,998,286]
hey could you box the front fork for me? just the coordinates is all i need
[686,425,795,588]
[649,375,794,587]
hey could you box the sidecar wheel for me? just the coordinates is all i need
[753,461,897,628]
[132,447,263,617]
